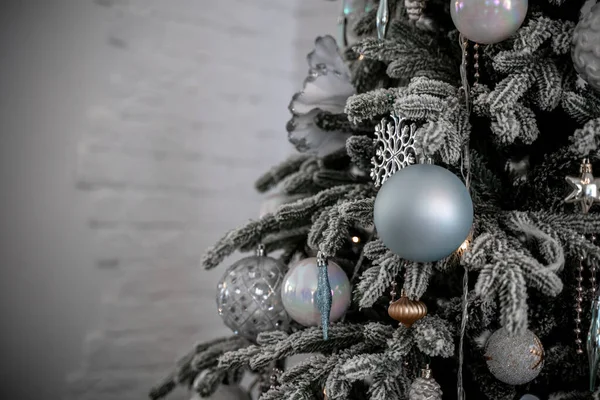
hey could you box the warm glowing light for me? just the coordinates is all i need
[351,236,361,243]
[459,239,469,251]
[358,54,365,60]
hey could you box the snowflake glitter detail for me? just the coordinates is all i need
[371,113,419,187]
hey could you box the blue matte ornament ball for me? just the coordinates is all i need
[373,164,473,262]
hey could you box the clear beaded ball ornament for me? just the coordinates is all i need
[216,246,290,341]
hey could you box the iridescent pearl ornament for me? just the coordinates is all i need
[450,0,528,44]
[216,246,290,341]
[484,328,544,385]
[281,257,352,327]
[373,164,473,262]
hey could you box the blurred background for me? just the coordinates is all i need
[0,1,338,399]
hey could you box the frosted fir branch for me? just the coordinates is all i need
[323,343,378,400]
[281,169,320,195]
[468,151,503,204]
[387,20,437,48]
[492,50,536,75]
[255,154,313,193]
[307,207,334,251]
[496,264,528,333]
[363,239,390,260]
[513,15,564,55]
[386,57,435,80]
[488,72,535,113]
[512,103,540,144]
[353,6,377,36]
[394,93,448,121]
[531,58,563,111]
[306,197,374,255]
[345,88,399,124]
[403,262,433,300]
[368,327,413,400]
[415,119,462,164]
[562,88,600,124]
[339,197,375,226]
[550,20,576,55]
[438,291,497,334]
[202,216,280,270]
[356,253,403,308]
[412,315,455,358]
[471,83,492,117]
[276,184,375,226]
[150,336,247,400]
[351,58,390,94]
[339,354,383,382]
[569,117,600,157]
[504,212,565,273]
[252,226,311,254]
[490,109,521,144]
[193,367,227,397]
[406,77,459,98]
[354,37,415,62]
[313,169,366,189]
[219,323,392,372]
[319,207,352,257]
[346,135,374,171]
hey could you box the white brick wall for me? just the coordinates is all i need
[68,1,337,399]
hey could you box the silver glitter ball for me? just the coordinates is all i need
[484,328,544,385]
[216,255,290,341]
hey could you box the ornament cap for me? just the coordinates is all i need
[582,158,593,175]
[256,243,266,257]
[420,364,432,379]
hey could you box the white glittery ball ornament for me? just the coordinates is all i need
[484,328,544,385]
[281,257,352,327]
[216,246,290,341]
[572,1,600,92]
[450,0,528,44]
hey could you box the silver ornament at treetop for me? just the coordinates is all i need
[216,245,290,341]
[484,328,544,385]
[373,163,473,262]
[450,0,528,44]
[572,2,600,92]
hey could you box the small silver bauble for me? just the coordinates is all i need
[450,0,528,44]
[484,328,544,385]
[281,257,352,327]
[216,247,290,341]
[373,163,473,262]
[572,2,600,92]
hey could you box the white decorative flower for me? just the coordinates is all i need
[287,35,356,156]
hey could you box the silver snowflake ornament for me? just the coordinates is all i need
[565,158,600,214]
[371,113,419,187]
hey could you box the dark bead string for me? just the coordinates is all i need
[473,43,480,83]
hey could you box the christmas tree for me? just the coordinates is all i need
[150,0,600,399]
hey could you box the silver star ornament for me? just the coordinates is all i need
[565,158,600,214]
